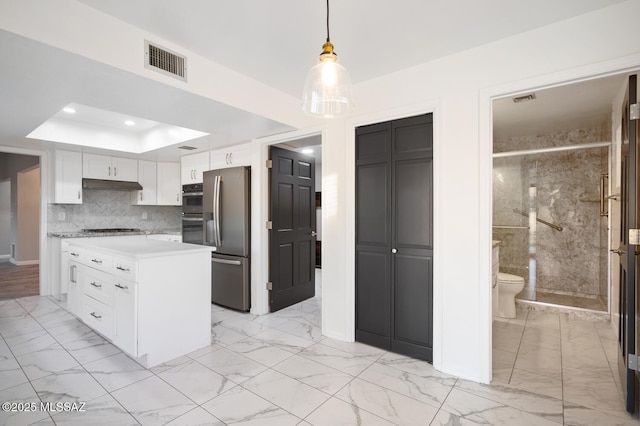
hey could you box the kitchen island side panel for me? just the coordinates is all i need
[136,251,211,366]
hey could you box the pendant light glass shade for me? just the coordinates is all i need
[301,2,353,117]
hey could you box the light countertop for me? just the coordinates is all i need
[48,229,182,239]
[66,236,214,259]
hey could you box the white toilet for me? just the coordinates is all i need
[497,272,525,319]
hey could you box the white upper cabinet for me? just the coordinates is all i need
[83,153,138,182]
[210,143,252,170]
[181,151,209,184]
[157,162,181,206]
[52,150,83,204]
[131,160,157,205]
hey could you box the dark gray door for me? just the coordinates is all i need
[356,113,433,362]
[617,74,639,414]
[269,146,316,312]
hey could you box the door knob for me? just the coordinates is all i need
[310,231,317,237]
[392,248,397,254]
[610,248,626,255]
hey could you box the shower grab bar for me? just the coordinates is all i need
[492,225,529,229]
[513,208,563,232]
[600,173,608,217]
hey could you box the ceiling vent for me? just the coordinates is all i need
[178,145,198,151]
[144,40,187,82]
[512,93,536,103]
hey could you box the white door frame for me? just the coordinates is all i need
[480,54,640,382]
[250,127,324,316]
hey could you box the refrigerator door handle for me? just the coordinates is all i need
[212,257,242,266]
[205,219,214,243]
[214,175,222,247]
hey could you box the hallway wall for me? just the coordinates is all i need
[0,180,10,259]
[16,166,40,263]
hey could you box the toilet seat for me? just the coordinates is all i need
[498,272,524,284]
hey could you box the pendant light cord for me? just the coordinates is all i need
[326,0,330,42]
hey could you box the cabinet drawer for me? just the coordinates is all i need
[67,247,85,262]
[82,295,113,339]
[113,257,137,281]
[83,268,115,306]
[85,250,113,272]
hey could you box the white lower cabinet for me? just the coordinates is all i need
[82,295,113,339]
[67,250,139,357]
[67,259,83,317]
[113,279,137,356]
[63,238,211,367]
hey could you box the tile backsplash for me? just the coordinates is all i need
[48,189,181,233]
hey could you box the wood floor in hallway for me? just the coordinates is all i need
[0,262,39,300]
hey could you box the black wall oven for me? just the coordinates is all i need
[182,183,204,244]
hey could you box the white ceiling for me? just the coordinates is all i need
[493,74,627,141]
[0,0,629,160]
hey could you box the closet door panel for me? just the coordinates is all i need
[357,163,390,245]
[395,159,433,249]
[393,254,433,359]
[356,250,391,347]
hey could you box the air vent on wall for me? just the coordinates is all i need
[512,93,536,103]
[178,145,198,151]
[144,40,187,82]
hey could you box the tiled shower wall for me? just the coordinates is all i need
[47,189,181,233]
[493,127,608,299]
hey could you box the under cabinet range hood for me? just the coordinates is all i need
[82,178,143,191]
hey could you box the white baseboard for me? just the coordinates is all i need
[9,258,40,266]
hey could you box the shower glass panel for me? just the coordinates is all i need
[493,145,609,312]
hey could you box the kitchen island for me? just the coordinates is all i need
[64,236,212,368]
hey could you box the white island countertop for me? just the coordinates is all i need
[66,235,215,259]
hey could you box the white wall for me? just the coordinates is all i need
[317,0,640,383]
[16,166,39,263]
[3,0,640,383]
[0,180,10,259]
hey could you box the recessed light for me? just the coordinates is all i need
[302,148,313,154]
[63,107,76,114]
[124,120,135,126]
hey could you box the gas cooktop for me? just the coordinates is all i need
[82,228,142,233]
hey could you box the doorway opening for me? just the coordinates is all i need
[492,74,627,316]
[269,134,322,312]
[0,152,41,300]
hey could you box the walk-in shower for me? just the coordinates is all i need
[493,134,610,312]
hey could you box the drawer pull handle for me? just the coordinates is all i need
[90,282,102,288]
[91,259,103,264]
[116,266,130,272]
[71,252,79,257]
[115,283,128,290]
[90,312,102,320]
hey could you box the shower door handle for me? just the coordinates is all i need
[610,248,626,255]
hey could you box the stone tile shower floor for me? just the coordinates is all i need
[517,289,608,312]
[0,291,637,424]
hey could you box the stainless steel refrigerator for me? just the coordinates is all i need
[203,166,250,311]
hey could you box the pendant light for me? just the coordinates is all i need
[301,0,353,118]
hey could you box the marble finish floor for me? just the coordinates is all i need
[1,293,637,425]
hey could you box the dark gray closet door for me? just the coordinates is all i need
[391,115,433,361]
[356,114,433,362]
[355,122,392,349]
